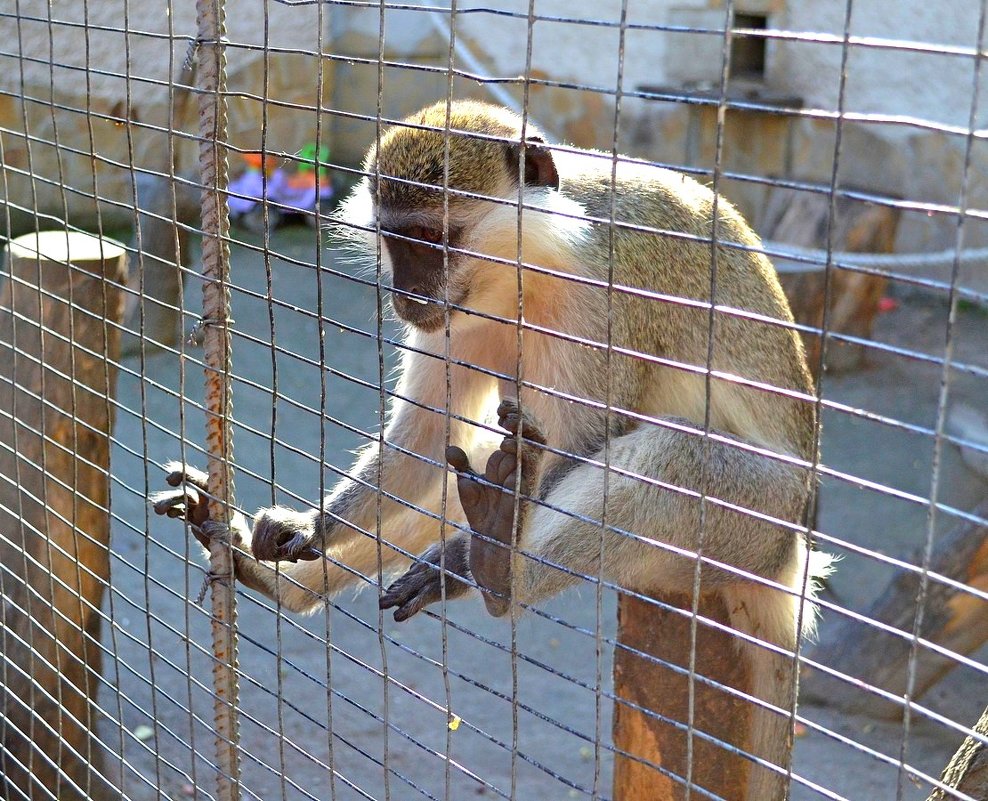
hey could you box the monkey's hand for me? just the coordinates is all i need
[446,399,546,617]
[250,507,324,563]
[151,462,247,551]
[379,538,472,622]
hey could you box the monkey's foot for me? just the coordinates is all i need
[379,537,472,622]
[446,399,546,617]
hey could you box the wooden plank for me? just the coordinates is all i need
[0,231,127,801]
[802,502,988,719]
[120,173,197,355]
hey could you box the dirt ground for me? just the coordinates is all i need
[100,224,988,801]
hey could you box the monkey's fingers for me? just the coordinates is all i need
[445,446,477,475]
[252,529,315,563]
[298,546,324,561]
[152,487,201,519]
[163,462,210,491]
[379,563,442,622]
[150,489,214,549]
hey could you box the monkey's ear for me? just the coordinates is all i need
[510,136,560,191]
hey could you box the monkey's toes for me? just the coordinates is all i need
[484,450,519,487]
[379,571,433,622]
[445,446,474,474]
[496,398,519,419]
[496,399,547,445]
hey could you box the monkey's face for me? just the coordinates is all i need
[380,217,466,332]
[336,100,563,332]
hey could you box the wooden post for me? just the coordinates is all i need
[120,59,198,356]
[613,591,759,801]
[120,173,198,356]
[0,231,127,801]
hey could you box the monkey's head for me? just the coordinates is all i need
[336,101,561,333]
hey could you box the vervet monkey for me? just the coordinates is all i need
[155,100,832,800]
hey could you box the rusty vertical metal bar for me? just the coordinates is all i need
[194,1,241,799]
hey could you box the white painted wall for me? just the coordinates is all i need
[4,0,987,284]
[6,0,983,145]
[781,0,988,135]
[3,1,324,104]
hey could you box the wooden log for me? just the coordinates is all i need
[760,188,899,376]
[121,58,197,355]
[928,704,988,801]
[120,172,198,355]
[802,502,988,719]
[0,231,127,801]
[614,591,769,801]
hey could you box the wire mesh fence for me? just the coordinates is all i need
[1,1,987,800]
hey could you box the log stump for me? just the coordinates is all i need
[0,231,127,801]
[614,592,760,801]
[760,188,900,376]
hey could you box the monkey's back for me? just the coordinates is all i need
[553,151,816,458]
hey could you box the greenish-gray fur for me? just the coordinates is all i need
[155,100,830,801]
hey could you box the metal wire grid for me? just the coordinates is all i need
[0,1,986,800]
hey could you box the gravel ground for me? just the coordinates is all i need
[100,225,988,801]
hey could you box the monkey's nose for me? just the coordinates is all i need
[401,286,430,305]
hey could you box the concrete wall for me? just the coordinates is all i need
[3,0,986,292]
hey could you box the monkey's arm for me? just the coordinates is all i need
[155,334,498,613]
[152,463,288,599]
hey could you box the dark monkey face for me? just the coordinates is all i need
[366,100,560,332]
[380,217,466,332]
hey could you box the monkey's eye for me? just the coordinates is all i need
[407,226,444,246]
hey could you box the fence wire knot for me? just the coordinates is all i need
[188,315,235,347]
[196,569,235,606]
[191,521,235,604]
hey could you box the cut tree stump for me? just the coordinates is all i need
[802,501,988,719]
[614,590,784,801]
[760,187,900,376]
[0,231,127,801]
